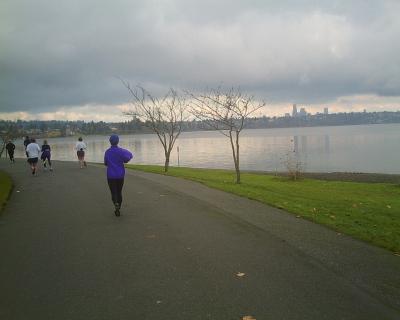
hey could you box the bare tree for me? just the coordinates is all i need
[189,87,265,184]
[282,149,304,181]
[0,122,19,158]
[122,81,187,172]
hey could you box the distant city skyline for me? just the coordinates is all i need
[1,100,399,122]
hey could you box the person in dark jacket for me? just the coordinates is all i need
[23,136,30,157]
[6,140,15,163]
[41,140,53,171]
[104,134,133,216]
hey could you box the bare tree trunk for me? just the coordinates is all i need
[229,131,241,184]
[0,142,5,158]
[235,131,240,184]
[164,150,170,172]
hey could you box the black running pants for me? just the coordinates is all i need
[7,150,14,161]
[107,178,124,205]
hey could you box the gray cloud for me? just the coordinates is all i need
[1,0,399,113]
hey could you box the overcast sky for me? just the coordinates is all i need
[1,0,400,121]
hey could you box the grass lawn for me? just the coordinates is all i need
[126,164,400,253]
[0,171,12,212]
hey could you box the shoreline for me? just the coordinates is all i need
[247,170,400,184]
[5,157,400,184]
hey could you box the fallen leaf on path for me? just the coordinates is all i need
[236,272,246,277]
[156,300,162,304]
[242,316,256,320]
[394,252,400,257]
[16,190,20,193]
[146,234,156,239]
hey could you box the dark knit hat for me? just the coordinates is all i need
[109,134,119,145]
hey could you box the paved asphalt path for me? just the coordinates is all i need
[0,159,399,319]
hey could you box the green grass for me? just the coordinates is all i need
[126,164,400,253]
[0,171,12,212]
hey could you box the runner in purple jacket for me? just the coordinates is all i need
[104,134,133,216]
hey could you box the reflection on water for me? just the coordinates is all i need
[325,135,330,153]
[10,124,400,174]
[293,136,299,153]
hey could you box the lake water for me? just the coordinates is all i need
[12,124,400,174]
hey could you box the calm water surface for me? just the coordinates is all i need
[13,124,400,174]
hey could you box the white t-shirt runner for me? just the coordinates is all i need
[75,141,87,151]
[26,143,41,158]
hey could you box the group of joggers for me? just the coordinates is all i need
[23,136,53,175]
[22,136,89,174]
[7,134,132,217]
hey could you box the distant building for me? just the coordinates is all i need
[299,107,307,117]
[324,107,328,115]
[292,104,298,117]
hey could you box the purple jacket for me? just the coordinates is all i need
[104,146,133,179]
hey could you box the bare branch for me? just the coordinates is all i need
[122,80,187,172]
[187,87,266,183]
